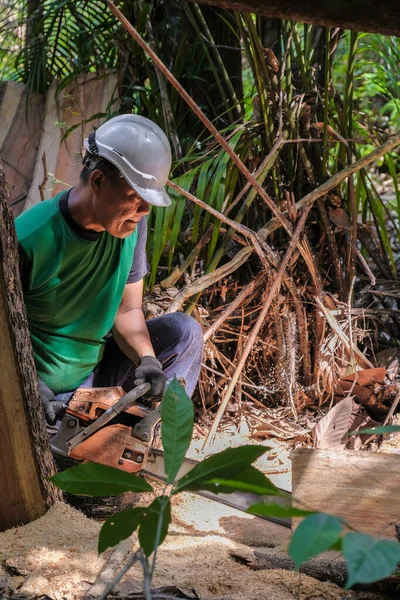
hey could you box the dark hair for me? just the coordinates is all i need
[80,154,123,187]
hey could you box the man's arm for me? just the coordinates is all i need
[113,280,166,399]
[113,279,155,362]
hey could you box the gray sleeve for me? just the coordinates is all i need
[127,217,150,284]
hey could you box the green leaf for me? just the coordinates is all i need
[98,508,144,554]
[248,504,314,518]
[174,445,268,494]
[138,497,172,557]
[329,538,343,552]
[356,426,400,435]
[343,533,400,588]
[204,465,283,496]
[289,514,343,569]
[50,462,153,496]
[161,378,194,483]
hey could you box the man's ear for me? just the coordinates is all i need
[90,169,106,193]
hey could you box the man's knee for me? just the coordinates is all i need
[168,312,203,349]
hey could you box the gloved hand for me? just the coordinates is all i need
[38,379,66,425]
[134,355,166,400]
[38,379,56,424]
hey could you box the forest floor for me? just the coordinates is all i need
[1,425,400,600]
[0,495,393,600]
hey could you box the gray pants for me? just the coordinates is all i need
[56,312,203,402]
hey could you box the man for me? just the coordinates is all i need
[16,114,203,425]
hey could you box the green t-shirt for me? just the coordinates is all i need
[16,193,138,394]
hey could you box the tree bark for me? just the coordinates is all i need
[0,160,61,533]
[190,0,400,37]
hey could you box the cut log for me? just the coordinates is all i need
[0,161,61,532]
[292,448,400,538]
[230,546,348,586]
[190,0,400,37]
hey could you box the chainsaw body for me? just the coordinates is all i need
[50,383,159,473]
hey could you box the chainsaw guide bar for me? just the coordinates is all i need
[143,448,292,529]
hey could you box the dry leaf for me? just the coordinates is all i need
[328,207,350,230]
[341,367,386,387]
[312,397,354,449]
[311,122,349,146]
[263,47,280,72]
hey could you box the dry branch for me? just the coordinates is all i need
[167,180,270,269]
[107,1,294,235]
[260,133,400,238]
[165,246,252,313]
[204,204,313,448]
[204,273,265,342]
[38,152,48,202]
[315,297,374,370]
[85,537,137,599]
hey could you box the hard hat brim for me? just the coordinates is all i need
[129,182,172,208]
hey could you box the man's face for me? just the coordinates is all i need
[93,174,150,238]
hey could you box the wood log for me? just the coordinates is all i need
[0,160,61,532]
[230,546,348,586]
[190,0,400,37]
[292,449,400,538]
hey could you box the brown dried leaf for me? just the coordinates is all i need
[341,368,386,387]
[311,122,349,146]
[263,47,280,72]
[312,397,354,449]
[328,207,350,230]
[336,381,374,402]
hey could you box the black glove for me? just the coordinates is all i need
[134,356,166,400]
[38,379,56,425]
[38,380,66,425]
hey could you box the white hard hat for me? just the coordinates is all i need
[84,114,172,207]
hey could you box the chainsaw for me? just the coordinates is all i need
[50,384,291,527]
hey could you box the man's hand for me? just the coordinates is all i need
[38,380,66,424]
[38,379,56,424]
[134,356,166,400]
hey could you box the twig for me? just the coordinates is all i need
[260,132,400,238]
[88,538,138,600]
[145,13,182,159]
[347,276,357,374]
[203,203,314,449]
[167,180,269,268]
[38,152,48,201]
[315,297,374,370]
[159,142,282,289]
[165,246,252,313]
[382,388,400,428]
[203,273,264,342]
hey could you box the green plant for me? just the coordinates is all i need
[51,381,400,596]
[51,378,283,596]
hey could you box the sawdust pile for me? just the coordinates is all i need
[0,501,106,598]
[0,497,387,600]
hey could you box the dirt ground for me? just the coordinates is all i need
[1,426,399,599]
[0,492,393,600]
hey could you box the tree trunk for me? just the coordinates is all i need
[0,160,61,532]
[190,0,400,37]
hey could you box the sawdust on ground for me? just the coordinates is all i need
[0,496,389,600]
